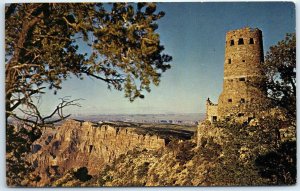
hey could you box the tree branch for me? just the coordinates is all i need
[11,97,83,127]
[9,87,46,112]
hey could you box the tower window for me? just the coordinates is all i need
[249,38,254,44]
[240,98,245,103]
[230,40,234,46]
[228,99,232,103]
[239,78,245,81]
[238,38,244,45]
[228,59,231,64]
[212,116,217,122]
[242,60,245,62]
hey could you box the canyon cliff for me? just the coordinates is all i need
[21,118,294,187]
[29,119,166,186]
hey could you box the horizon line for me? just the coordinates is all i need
[71,112,206,116]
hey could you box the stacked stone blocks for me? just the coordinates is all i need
[206,27,266,122]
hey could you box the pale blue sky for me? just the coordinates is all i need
[36,2,295,115]
[0,2,299,191]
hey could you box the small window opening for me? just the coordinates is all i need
[239,78,245,81]
[238,113,244,117]
[228,59,231,64]
[212,116,217,122]
[242,60,245,62]
[240,98,245,103]
[249,38,254,44]
[230,40,234,46]
[238,38,244,45]
[228,99,232,103]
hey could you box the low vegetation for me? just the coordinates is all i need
[5,4,295,186]
[43,114,295,187]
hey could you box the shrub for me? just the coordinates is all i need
[73,167,92,182]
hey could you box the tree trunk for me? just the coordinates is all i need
[5,8,44,122]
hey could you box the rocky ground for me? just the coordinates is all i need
[7,118,296,187]
[26,119,197,186]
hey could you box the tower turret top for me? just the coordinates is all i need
[226,27,262,35]
[225,27,263,45]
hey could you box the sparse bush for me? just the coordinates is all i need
[255,141,296,185]
[73,167,92,182]
[174,141,196,164]
[152,174,159,183]
[6,124,42,186]
[137,162,150,178]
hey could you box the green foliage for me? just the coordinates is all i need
[200,115,296,186]
[198,137,222,161]
[38,119,295,187]
[5,3,171,186]
[99,148,151,186]
[172,141,196,164]
[137,162,150,179]
[5,3,172,122]
[198,122,278,186]
[73,167,92,182]
[255,141,296,185]
[262,33,296,124]
[6,124,42,186]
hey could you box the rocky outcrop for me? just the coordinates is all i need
[48,140,211,187]
[29,119,165,186]
[196,121,228,147]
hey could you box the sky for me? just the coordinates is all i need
[17,2,296,115]
[0,2,299,191]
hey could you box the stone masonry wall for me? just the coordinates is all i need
[206,103,218,122]
[217,27,266,120]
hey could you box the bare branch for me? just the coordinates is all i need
[11,97,83,127]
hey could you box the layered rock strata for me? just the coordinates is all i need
[29,119,165,186]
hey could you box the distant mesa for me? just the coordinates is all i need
[72,113,204,125]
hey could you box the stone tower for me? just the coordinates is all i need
[216,27,266,121]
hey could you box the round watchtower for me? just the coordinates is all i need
[217,27,266,120]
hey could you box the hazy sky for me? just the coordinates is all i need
[37,2,295,115]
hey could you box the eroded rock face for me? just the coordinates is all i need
[29,119,165,186]
[196,121,227,147]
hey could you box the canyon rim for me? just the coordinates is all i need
[5,2,296,188]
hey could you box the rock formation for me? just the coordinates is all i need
[29,119,165,186]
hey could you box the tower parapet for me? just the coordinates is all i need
[206,98,218,122]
